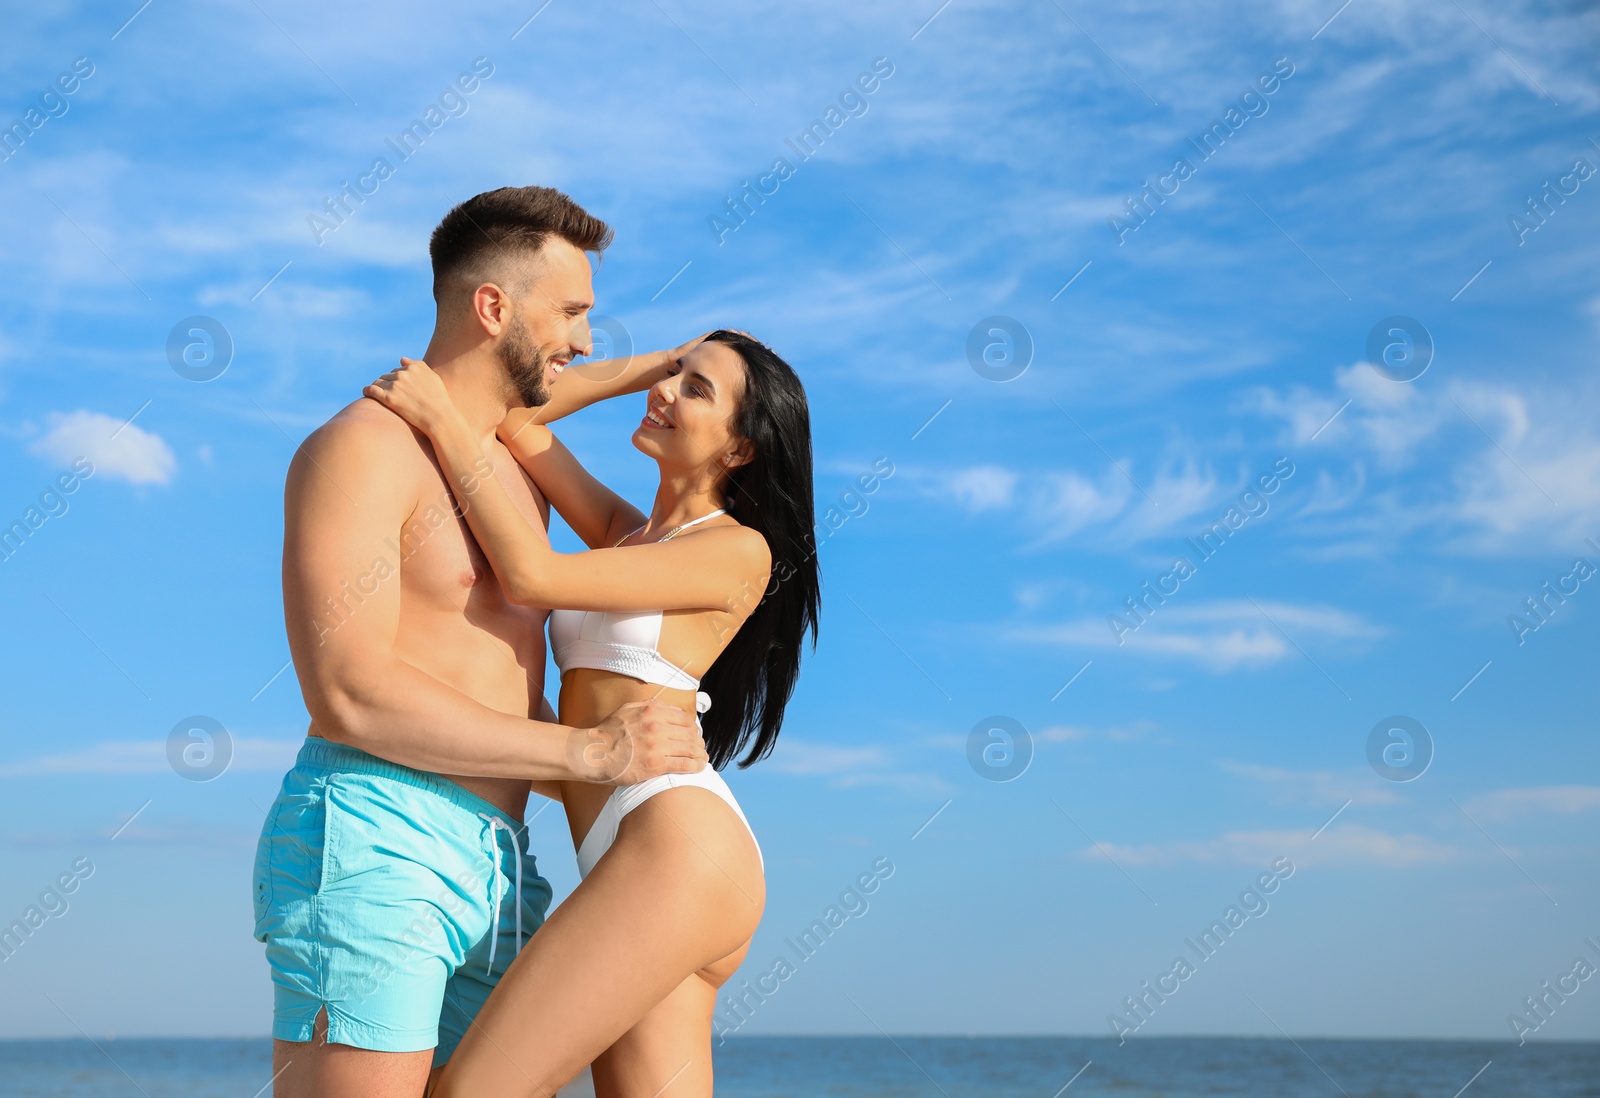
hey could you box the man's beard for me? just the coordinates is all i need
[498,313,551,407]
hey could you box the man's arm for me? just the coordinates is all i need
[530,696,564,803]
[282,403,705,784]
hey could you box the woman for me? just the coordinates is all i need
[363,329,819,1096]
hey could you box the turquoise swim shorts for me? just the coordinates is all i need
[253,738,553,1066]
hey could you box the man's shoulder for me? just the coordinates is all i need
[301,398,425,464]
[286,398,429,508]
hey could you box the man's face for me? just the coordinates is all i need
[496,239,595,407]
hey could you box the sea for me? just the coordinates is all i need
[0,1036,1595,1096]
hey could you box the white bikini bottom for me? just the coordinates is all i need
[575,764,762,879]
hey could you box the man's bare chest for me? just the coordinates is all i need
[393,442,549,612]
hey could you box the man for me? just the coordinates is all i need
[253,186,707,1097]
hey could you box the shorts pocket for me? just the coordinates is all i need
[319,775,372,892]
[251,802,282,930]
[254,776,330,940]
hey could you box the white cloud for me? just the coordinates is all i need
[1262,0,1599,110]
[1122,627,1286,670]
[1010,598,1382,671]
[1446,382,1600,548]
[1089,823,1463,868]
[1022,457,1225,547]
[764,738,954,795]
[6,819,260,849]
[1246,363,1600,554]
[1294,465,1368,521]
[765,741,889,776]
[1222,762,1402,807]
[1029,466,1133,540]
[197,279,371,317]
[28,410,177,486]
[909,454,1247,549]
[829,770,956,795]
[1036,725,1092,743]
[0,736,302,777]
[1037,721,1155,744]
[1166,599,1380,637]
[948,465,1018,512]
[1242,362,1452,469]
[1013,584,1051,611]
[924,720,1155,748]
[1465,785,1600,822]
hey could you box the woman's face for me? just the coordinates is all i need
[632,341,752,476]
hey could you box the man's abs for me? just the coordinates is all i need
[401,597,547,816]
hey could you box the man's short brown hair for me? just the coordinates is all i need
[429,186,612,300]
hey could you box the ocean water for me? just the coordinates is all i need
[1,1036,1595,1096]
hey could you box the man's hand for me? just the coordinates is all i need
[574,699,708,785]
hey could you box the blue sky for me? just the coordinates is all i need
[2,0,1599,1049]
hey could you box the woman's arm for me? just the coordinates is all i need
[365,360,770,613]
[521,332,708,429]
[494,421,645,550]
[494,332,708,548]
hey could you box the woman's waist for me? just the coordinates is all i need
[556,668,705,726]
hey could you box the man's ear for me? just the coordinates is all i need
[471,282,511,336]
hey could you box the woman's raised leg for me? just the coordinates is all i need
[431,787,764,1098]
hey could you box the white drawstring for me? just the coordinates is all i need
[477,813,525,976]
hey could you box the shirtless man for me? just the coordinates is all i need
[252,186,707,1098]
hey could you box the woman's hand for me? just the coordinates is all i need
[664,330,748,364]
[364,358,461,437]
[669,332,711,362]
[672,330,752,360]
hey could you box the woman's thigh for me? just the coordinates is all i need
[590,936,753,1098]
[431,787,764,1098]
[590,971,718,1098]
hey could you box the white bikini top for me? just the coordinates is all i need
[548,509,727,713]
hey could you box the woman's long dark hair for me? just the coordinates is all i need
[698,330,820,769]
